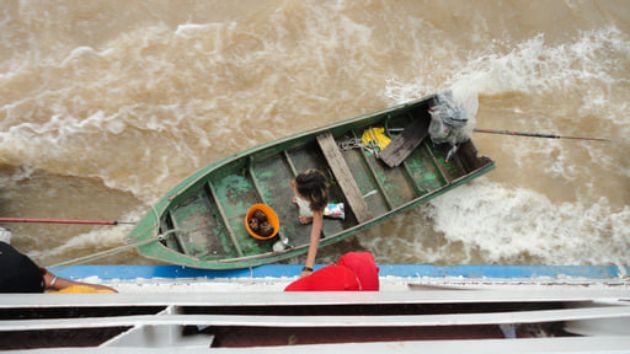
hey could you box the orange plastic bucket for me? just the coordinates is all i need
[244,204,280,240]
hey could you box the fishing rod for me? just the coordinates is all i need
[0,217,136,226]
[473,128,610,142]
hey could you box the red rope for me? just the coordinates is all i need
[0,217,123,225]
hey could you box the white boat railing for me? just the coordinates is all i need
[1,288,629,352]
[1,288,629,308]
[2,306,630,332]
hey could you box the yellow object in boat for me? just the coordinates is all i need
[361,127,391,151]
[54,285,115,294]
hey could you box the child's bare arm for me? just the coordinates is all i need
[301,210,323,277]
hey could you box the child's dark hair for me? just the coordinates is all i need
[295,169,329,212]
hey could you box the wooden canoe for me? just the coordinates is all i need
[127,94,495,269]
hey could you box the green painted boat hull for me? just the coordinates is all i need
[128,94,495,269]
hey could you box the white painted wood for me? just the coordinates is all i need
[99,306,215,348]
[1,288,629,309]
[7,336,630,353]
[2,306,629,331]
[565,301,630,337]
[99,306,172,347]
[102,325,214,348]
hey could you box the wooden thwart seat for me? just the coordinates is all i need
[380,117,430,167]
[316,132,372,223]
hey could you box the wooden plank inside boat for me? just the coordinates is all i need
[165,212,194,256]
[338,134,390,217]
[159,215,185,254]
[168,192,237,258]
[353,131,417,208]
[316,132,372,223]
[380,113,430,168]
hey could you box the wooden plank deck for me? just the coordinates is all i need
[338,140,390,217]
[316,132,372,223]
[352,129,417,208]
[207,182,244,258]
[168,192,231,258]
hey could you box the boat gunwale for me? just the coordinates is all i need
[133,161,495,269]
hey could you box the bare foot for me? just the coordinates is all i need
[298,216,313,225]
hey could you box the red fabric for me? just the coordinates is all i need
[284,252,380,292]
[338,252,380,291]
[284,265,360,291]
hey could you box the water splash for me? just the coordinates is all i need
[427,180,630,265]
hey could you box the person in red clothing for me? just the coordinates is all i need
[284,252,379,291]
[337,251,380,291]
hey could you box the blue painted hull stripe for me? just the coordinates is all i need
[50,264,629,280]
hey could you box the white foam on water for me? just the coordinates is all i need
[381,25,630,265]
[358,211,461,264]
[384,26,629,113]
[385,26,628,109]
[1,1,389,203]
[34,226,130,259]
[26,224,130,261]
[27,208,142,262]
[59,46,114,67]
[383,78,429,105]
[427,180,630,265]
[450,27,627,95]
[449,27,629,174]
[175,23,217,36]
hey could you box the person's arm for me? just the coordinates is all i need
[43,272,117,293]
[301,210,323,278]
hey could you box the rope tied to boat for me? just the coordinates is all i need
[47,230,180,269]
[473,128,610,142]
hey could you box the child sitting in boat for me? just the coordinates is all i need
[291,169,329,278]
